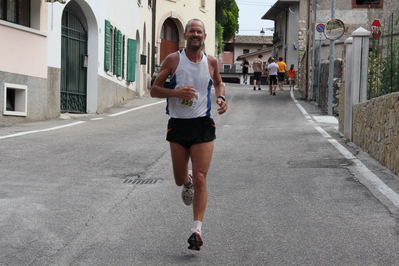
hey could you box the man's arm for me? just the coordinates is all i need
[208,56,228,115]
[150,52,196,100]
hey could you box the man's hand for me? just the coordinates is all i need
[216,98,228,115]
[176,85,197,99]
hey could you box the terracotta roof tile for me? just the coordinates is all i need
[234,35,273,44]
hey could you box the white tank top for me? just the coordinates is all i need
[166,49,213,119]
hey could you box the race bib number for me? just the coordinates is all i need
[178,95,198,109]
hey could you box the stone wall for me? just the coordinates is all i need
[317,59,343,116]
[352,92,399,175]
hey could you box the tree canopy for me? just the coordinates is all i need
[216,0,239,41]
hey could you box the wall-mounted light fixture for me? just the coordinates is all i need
[260,27,274,36]
[44,0,66,3]
[293,43,298,50]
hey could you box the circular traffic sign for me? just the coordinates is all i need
[316,23,325,33]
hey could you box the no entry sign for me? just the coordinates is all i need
[371,19,382,40]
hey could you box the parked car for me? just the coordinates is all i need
[151,61,170,88]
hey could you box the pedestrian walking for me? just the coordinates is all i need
[267,57,273,94]
[287,64,296,91]
[268,58,278,95]
[276,57,287,91]
[240,57,250,84]
[150,18,228,251]
[252,54,263,90]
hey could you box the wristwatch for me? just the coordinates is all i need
[217,95,226,102]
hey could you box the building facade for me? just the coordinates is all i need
[154,0,216,66]
[1,0,215,125]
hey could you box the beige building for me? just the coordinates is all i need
[154,0,216,66]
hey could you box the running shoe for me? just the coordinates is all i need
[188,231,203,251]
[181,171,193,206]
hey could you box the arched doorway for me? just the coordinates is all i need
[61,8,88,113]
[160,18,179,62]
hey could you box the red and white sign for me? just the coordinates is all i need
[370,19,382,40]
[315,23,326,41]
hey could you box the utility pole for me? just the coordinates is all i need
[310,0,317,101]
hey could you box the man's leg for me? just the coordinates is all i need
[253,78,257,90]
[189,141,214,222]
[170,142,190,186]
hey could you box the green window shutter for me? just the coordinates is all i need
[122,35,126,79]
[104,20,111,71]
[127,39,137,82]
[113,27,118,74]
[113,29,122,76]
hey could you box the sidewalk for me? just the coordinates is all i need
[288,87,399,217]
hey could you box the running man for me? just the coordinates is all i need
[150,18,228,251]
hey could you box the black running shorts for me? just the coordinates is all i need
[166,117,216,149]
[269,75,278,85]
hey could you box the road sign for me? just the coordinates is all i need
[371,19,382,40]
[315,23,326,40]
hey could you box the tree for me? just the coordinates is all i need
[216,0,239,41]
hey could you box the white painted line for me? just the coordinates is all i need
[290,90,308,115]
[313,115,338,124]
[314,126,332,138]
[0,121,86,140]
[1,100,165,140]
[352,159,399,207]
[108,100,166,117]
[327,139,357,159]
[290,92,399,210]
[91,118,104,121]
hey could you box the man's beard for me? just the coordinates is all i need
[187,38,203,51]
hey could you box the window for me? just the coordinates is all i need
[0,0,30,27]
[243,49,249,54]
[4,83,27,116]
[224,43,232,52]
[352,0,383,8]
[148,0,152,8]
[104,20,135,80]
[127,39,137,82]
[113,27,122,76]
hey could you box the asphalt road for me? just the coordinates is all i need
[1,83,399,266]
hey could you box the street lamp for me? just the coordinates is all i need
[260,27,274,36]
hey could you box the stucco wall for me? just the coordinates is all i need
[97,76,137,113]
[352,92,399,175]
[0,71,56,125]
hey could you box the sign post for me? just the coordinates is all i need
[315,23,326,40]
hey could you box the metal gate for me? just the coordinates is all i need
[61,9,88,113]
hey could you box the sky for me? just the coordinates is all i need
[236,0,276,36]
